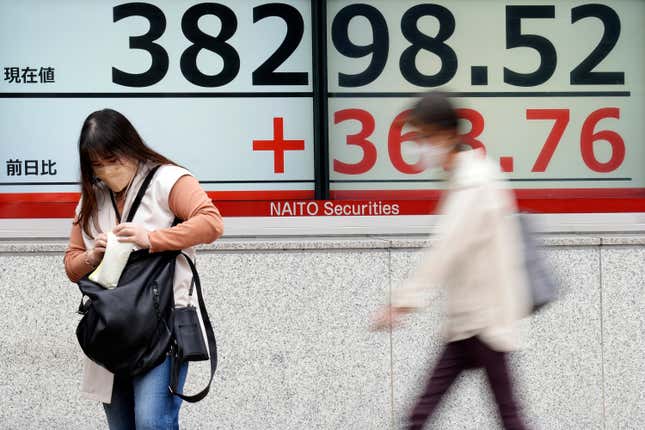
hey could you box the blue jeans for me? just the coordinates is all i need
[103,356,188,430]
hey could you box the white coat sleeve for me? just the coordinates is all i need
[391,186,492,309]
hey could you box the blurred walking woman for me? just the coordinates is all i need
[64,108,223,429]
[372,92,530,430]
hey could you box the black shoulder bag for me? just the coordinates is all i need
[169,254,218,402]
[76,166,218,397]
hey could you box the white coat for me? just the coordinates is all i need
[391,149,530,351]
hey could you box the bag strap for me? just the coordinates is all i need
[109,193,121,224]
[125,165,161,223]
[169,252,217,402]
[109,165,161,224]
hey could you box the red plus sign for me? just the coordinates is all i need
[252,117,305,173]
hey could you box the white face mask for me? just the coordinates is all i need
[94,161,137,193]
[406,143,451,170]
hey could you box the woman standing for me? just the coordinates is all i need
[64,108,223,429]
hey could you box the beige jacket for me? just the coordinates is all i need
[391,149,530,351]
[76,163,202,403]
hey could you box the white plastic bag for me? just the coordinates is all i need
[88,232,133,289]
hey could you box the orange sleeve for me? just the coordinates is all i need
[64,220,97,283]
[148,174,224,253]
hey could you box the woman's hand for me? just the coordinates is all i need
[371,306,407,331]
[86,232,107,266]
[370,305,411,331]
[113,222,151,249]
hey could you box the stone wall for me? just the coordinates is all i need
[0,235,642,429]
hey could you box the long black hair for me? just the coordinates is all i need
[76,108,176,237]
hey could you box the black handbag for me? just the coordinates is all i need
[173,303,208,362]
[76,165,177,375]
[168,253,218,402]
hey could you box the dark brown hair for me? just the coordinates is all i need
[408,91,458,130]
[76,108,176,237]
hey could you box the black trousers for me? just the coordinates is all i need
[407,337,528,430]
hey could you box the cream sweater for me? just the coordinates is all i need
[391,150,530,351]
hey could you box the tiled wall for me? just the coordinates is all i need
[0,235,642,429]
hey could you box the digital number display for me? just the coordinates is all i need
[0,1,315,202]
[326,0,643,200]
[0,0,643,220]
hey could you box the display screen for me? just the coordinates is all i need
[0,0,315,214]
[1,0,643,218]
[327,0,644,204]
